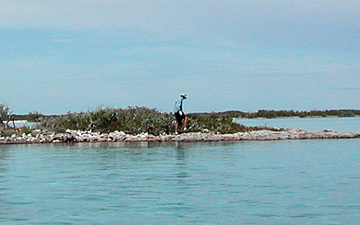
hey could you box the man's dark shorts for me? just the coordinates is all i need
[175,111,185,125]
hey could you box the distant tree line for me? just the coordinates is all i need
[13,111,45,122]
[189,109,360,119]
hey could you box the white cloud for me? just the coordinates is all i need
[1,1,358,33]
[0,0,357,55]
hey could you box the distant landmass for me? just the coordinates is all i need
[189,109,360,119]
[13,109,360,122]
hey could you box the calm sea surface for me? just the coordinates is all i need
[1,118,360,224]
[236,117,360,132]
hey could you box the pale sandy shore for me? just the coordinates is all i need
[0,129,359,144]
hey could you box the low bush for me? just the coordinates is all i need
[0,103,13,128]
[188,114,259,133]
[39,107,174,135]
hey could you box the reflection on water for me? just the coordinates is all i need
[0,140,360,224]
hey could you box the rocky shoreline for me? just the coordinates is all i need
[0,128,359,144]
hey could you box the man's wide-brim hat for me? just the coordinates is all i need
[181,93,187,99]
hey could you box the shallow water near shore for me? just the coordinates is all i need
[1,138,360,224]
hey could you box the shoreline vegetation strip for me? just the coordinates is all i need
[1,107,360,144]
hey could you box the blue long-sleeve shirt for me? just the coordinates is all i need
[174,97,184,113]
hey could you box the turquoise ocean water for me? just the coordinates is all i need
[1,118,360,224]
[236,117,360,133]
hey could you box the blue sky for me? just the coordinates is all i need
[0,1,359,114]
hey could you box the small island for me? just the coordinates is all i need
[1,104,359,144]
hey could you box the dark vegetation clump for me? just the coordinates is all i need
[187,113,260,133]
[0,103,13,128]
[243,109,360,118]
[190,109,360,119]
[13,111,44,122]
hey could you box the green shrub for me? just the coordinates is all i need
[38,106,256,134]
[188,115,258,134]
[39,107,174,135]
[0,103,13,127]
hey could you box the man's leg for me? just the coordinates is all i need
[183,116,188,130]
[175,122,179,134]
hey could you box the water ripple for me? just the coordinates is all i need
[0,140,360,224]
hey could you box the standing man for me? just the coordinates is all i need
[174,93,188,134]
